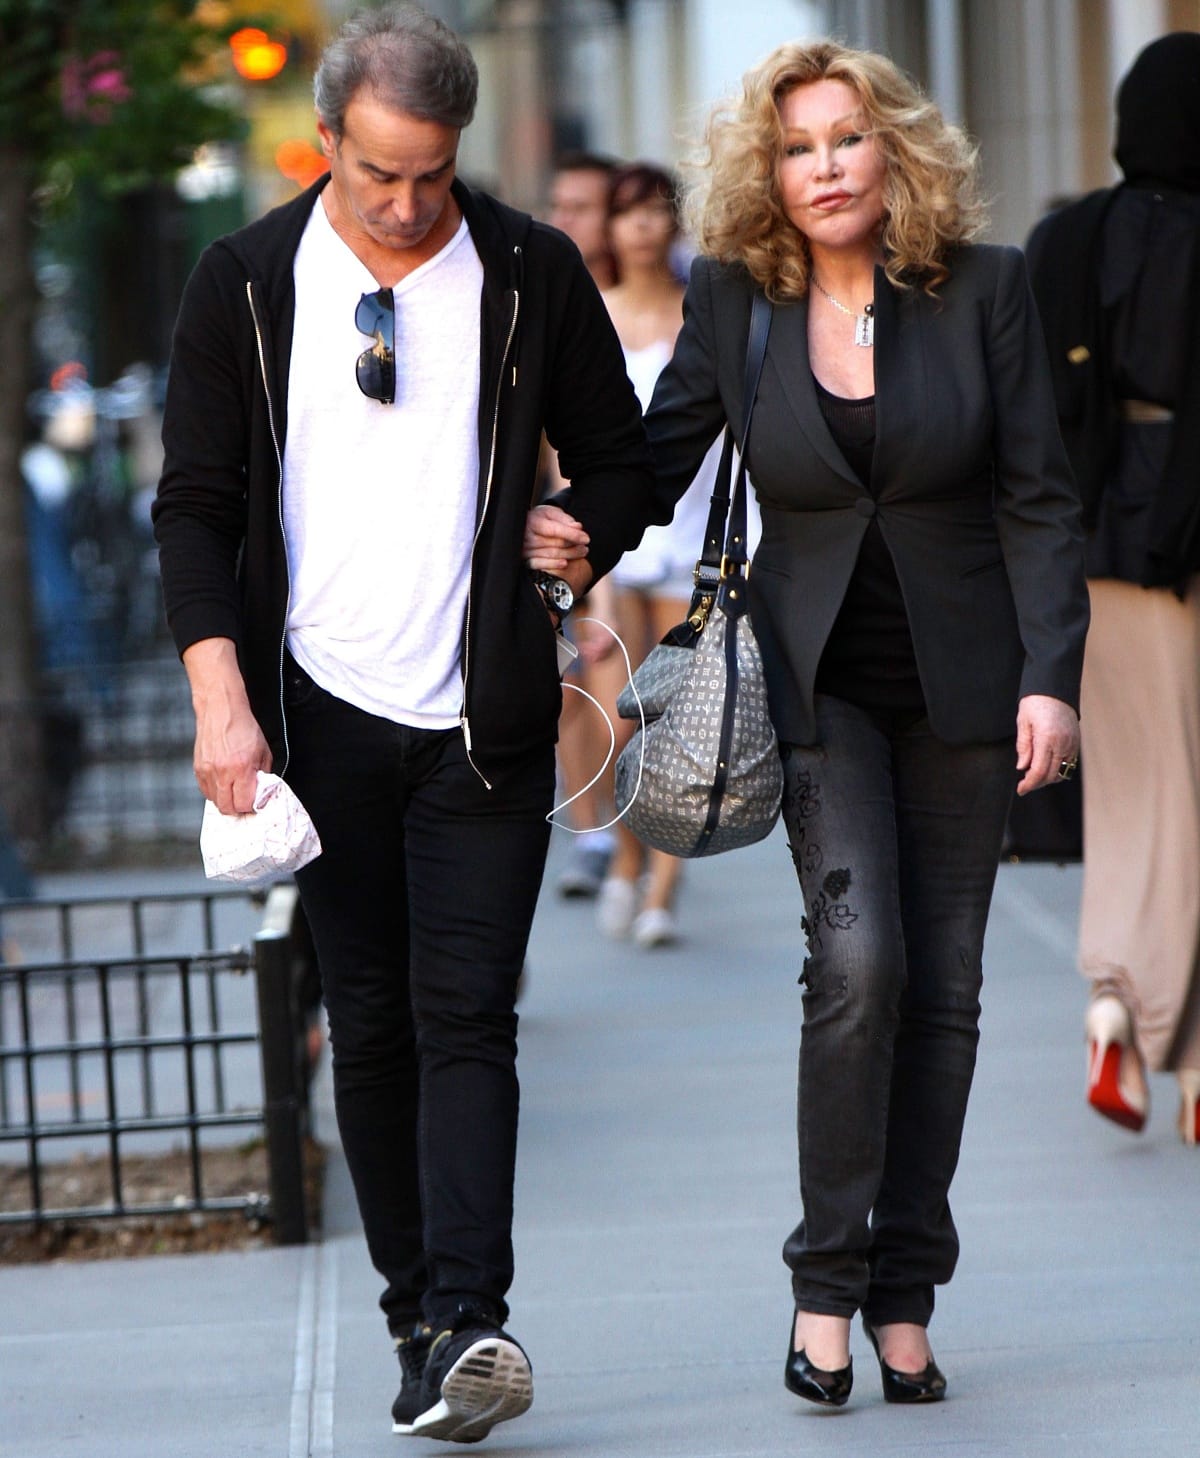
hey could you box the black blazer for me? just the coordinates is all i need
[644,244,1090,746]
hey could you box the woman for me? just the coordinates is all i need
[591,162,757,948]
[527,41,1088,1406]
[1026,32,1200,1145]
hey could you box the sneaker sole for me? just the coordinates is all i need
[557,879,601,898]
[401,1337,532,1443]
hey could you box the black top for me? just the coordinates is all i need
[1027,181,1200,588]
[1026,180,1200,590]
[811,377,925,715]
[1101,187,1200,407]
[643,248,1088,747]
[1087,186,1200,580]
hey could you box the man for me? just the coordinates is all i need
[153,4,652,1443]
[548,150,620,290]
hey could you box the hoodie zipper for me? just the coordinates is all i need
[246,280,292,777]
[460,248,522,790]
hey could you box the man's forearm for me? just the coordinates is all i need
[183,636,246,701]
[560,559,595,600]
[182,637,272,814]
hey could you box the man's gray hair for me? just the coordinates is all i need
[313,3,478,138]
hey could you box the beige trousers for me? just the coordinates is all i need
[1078,577,1200,1072]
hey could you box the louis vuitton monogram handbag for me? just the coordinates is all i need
[614,291,782,857]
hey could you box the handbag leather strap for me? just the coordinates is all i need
[696,290,773,595]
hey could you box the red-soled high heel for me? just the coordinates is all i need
[1085,995,1148,1133]
[1177,1071,1200,1146]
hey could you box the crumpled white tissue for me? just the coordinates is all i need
[200,772,322,885]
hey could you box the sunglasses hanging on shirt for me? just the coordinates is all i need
[355,287,396,404]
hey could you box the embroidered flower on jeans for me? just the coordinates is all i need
[786,770,853,957]
[800,870,859,955]
[788,827,824,882]
[823,867,851,899]
[790,768,821,820]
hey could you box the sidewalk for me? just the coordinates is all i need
[3,834,1197,1457]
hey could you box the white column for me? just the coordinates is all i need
[1019,0,1081,221]
[629,0,678,163]
[686,0,826,117]
[1106,0,1169,94]
[925,0,964,123]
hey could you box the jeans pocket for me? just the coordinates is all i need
[283,657,323,710]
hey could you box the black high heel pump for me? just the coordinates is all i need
[784,1316,853,1407]
[862,1320,946,1403]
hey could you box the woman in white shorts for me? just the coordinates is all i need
[593,162,759,947]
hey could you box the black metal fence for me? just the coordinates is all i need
[0,886,315,1242]
[0,654,200,864]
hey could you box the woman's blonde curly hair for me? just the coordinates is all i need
[684,39,985,300]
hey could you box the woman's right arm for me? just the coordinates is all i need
[642,257,731,515]
[524,258,730,566]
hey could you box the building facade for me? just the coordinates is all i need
[424,0,1199,244]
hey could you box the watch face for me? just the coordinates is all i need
[536,573,573,613]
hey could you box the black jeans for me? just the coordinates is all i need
[780,695,1014,1327]
[283,658,554,1334]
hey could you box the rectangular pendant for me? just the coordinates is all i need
[855,314,874,348]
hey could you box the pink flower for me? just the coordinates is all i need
[61,51,132,124]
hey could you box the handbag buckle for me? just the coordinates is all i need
[687,593,715,631]
[719,554,748,582]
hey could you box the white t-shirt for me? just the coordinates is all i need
[282,200,482,727]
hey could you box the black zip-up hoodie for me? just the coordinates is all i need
[153,176,654,778]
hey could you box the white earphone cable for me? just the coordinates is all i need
[546,616,645,833]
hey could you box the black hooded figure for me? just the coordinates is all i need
[1025,32,1200,1142]
[1026,30,1200,588]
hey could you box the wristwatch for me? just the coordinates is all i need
[531,571,574,620]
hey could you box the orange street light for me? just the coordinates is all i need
[229,26,287,81]
[275,138,329,188]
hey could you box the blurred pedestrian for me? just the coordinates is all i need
[154,2,653,1443]
[544,151,624,898]
[592,162,758,948]
[526,39,1087,1407]
[1026,31,1200,1145]
[548,150,620,289]
[0,804,33,902]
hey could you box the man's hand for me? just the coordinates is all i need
[524,504,590,573]
[1014,694,1080,796]
[182,637,272,815]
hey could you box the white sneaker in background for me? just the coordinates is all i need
[596,876,639,939]
[632,907,678,949]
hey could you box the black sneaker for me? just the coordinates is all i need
[390,1323,433,1431]
[401,1302,533,1444]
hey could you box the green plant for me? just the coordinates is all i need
[0,4,255,848]
[0,0,247,204]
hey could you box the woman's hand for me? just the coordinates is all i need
[524,504,590,573]
[573,617,618,665]
[1014,694,1080,796]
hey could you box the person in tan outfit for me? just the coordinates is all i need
[1026,32,1200,1145]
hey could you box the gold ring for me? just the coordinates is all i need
[1057,756,1078,781]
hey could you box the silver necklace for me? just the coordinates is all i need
[811,277,875,347]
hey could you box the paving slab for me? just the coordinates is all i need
[3,835,1198,1457]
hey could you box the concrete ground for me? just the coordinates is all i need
[2,832,1197,1457]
